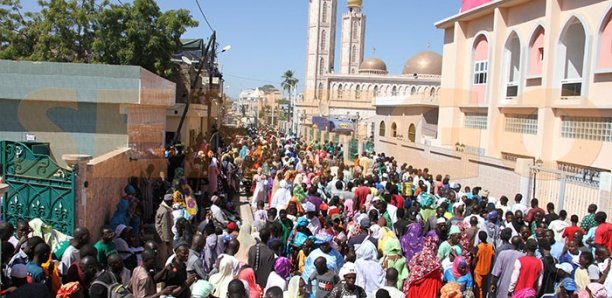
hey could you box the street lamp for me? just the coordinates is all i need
[533,158,544,198]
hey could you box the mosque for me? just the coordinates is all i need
[295,0,442,156]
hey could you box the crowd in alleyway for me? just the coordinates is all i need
[0,126,611,298]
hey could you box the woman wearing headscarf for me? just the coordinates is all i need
[292,184,307,204]
[406,234,442,298]
[271,180,292,211]
[443,256,474,295]
[381,237,408,289]
[209,256,235,298]
[284,276,307,298]
[266,257,291,291]
[236,222,257,263]
[239,267,263,298]
[355,240,385,297]
[401,222,424,263]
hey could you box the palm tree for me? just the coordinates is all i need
[281,70,299,133]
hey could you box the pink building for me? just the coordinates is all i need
[429,0,612,213]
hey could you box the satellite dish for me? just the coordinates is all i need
[181,56,193,65]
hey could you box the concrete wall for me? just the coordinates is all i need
[80,149,166,237]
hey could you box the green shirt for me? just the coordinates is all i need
[94,240,117,268]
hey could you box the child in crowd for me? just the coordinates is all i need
[308,257,340,298]
[473,231,495,298]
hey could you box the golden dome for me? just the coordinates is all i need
[359,57,388,75]
[348,0,363,8]
[402,51,442,76]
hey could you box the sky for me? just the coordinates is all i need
[19,0,460,98]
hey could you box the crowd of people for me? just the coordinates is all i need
[0,127,611,298]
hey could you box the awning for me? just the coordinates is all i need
[312,116,329,131]
[329,118,353,133]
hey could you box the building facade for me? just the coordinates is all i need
[297,0,441,157]
[435,0,612,178]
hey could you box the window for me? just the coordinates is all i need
[539,48,544,61]
[505,114,538,135]
[529,26,545,77]
[319,58,324,75]
[379,121,386,137]
[559,17,586,97]
[410,87,416,95]
[473,61,488,84]
[352,20,359,40]
[355,85,361,99]
[430,88,435,97]
[338,84,343,99]
[505,33,521,98]
[320,30,327,51]
[391,86,398,96]
[391,122,397,137]
[351,45,357,63]
[464,113,488,129]
[322,3,328,22]
[373,86,379,97]
[408,124,416,142]
[561,117,612,142]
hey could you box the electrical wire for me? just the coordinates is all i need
[195,0,215,32]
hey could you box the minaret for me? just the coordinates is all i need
[304,0,338,101]
[340,0,366,74]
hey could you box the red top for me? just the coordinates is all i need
[595,223,612,252]
[563,226,585,243]
[525,207,545,222]
[515,256,543,293]
[390,194,404,209]
[354,186,371,209]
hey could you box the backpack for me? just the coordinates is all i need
[91,271,133,298]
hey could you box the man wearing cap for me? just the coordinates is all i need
[155,193,174,263]
[437,225,462,267]
[303,202,321,235]
[556,263,577,296]
[302,233,344,283]
[328,263,367,298]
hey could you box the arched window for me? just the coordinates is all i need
[598,9,612,69]
[410,86,417,95]
[351,45,357,63]
[352,20,359,40]
[391,122,397,137]
[320,30,327,51]
[559,17,587,97]
[338,84,344,99]
[355,85,361,99]
[504,32,521,98]
[379,121,386,137]
[373,85,379,97]
[473,34,490,104]
[408,124,416,142]
[392,86,398,96]
[529,26,545,76]
[318,82,324,100]
[319,58,325,75]
[430,87,435,97]
[322,3,328,23]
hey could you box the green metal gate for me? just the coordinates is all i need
[0,141,75,235]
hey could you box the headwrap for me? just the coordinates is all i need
[293,185,306,202]
[451,256,469,279]
[304,202,316,213]
[401,223,424,262]
[449,225,461,235]
[296,217,309,228]
[587,283,608,298]
[487,211,498,221]
[314,232,333,245]
[238,267,263,298]
[407,234,441,285]
[191,280,214,298]
[440,282,463,298]
[383,237,402,257]
[274,257,292,279]
[355,239,378,261]
[285,276,303,298]
[511,288,537,298]
[369,225,381,239]
[418,193,435,208]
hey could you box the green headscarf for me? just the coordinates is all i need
[293,184,306,203]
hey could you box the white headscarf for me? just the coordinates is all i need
[209,255,235,298]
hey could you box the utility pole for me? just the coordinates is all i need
[175,31,217,145]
